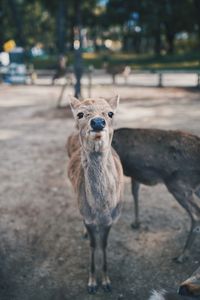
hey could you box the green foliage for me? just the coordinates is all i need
[102,52,200,70]
[0,0,100,50]
[104,0,199,54]
[0,0,199,56]
[32,51,200,70]
[22,1,55,47]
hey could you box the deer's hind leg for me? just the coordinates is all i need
[100,225,112,292]
[166,180,200,263]
[131,179,140,229]
[85,223,98,294]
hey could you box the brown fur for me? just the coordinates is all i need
[66,133,79,158]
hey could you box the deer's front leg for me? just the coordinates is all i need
[100,225,112,292]
[85,223,97,294]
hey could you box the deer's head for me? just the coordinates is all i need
[69,96,119,153]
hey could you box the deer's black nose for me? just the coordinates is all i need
[90,117,106,131]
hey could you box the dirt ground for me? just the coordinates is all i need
[0,84,200,300]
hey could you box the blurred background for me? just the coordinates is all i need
[0,0,200,96]
[1,0,200,60]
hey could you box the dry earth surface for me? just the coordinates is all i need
[0,84,200,300]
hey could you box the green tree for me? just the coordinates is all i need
[162,0,194,54]
[105,0,196,54]
[193,0,200,48]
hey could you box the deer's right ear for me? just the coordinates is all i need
[107,95,120,112]
[69,96,81,110]
[68,96,81,117]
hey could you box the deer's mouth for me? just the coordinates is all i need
[88,129,106,140]
[92,131,103,141]
[94,132,102,140]
[84,129,110,152]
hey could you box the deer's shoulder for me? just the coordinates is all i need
[66,132,80,158]
[68,148,83,192]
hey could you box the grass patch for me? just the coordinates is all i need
[83,51,200,70]
[31,51,200,71]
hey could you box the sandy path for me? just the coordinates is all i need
[0,85,200,300]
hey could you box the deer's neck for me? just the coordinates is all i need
[81,149,117,224]
[82,150,112,193]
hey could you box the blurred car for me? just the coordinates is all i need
[0,47,35,84]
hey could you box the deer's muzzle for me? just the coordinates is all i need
[90,117,106,132]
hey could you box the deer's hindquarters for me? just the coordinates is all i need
[112,127,200,261]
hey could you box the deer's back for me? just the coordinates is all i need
[112,128,200,185]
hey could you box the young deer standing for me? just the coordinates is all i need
[67,96,123,293]
[112,128,200,263]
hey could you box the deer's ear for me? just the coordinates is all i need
[107,95,120,112]
[69,96,81,110]
[68,95,81,118]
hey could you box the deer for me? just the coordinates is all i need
[104,64,131,84]
[112,128,200,263]
[67,96,124,294]
[148,265,200,300]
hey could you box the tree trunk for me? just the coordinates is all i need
[56,0,66,54]
[8,0,25,46]
[122,34,128,52]
[73,0,83,98]
[193,0,200,48]
[166,32,175,54]
[154,24,161,56]
[69,19,75,51]
[132,33,141,54]
[164,21,175,54]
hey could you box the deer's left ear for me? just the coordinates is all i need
[107,95,120,112]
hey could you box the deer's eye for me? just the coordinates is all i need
[77,112,84,119]
[108,111,114,118]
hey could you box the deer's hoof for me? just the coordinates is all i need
[102,282,112,293]
[87,284,98,294]
[81,232,88,240]
[102,276,112,293]
[131,222,140,230]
